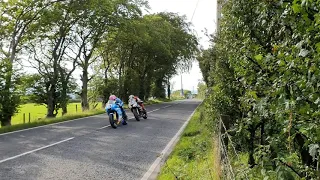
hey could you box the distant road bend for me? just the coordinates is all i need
[0,100,201,180]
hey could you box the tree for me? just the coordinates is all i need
[0,0,65,125]
[0,60,21,126]
[26,0,81,117]
[73,0,143,111]
[196,82,206,99]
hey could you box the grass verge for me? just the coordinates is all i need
[157,102,219,180]
[0,98,172,135]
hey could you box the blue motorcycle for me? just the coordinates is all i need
[105,100,128,129]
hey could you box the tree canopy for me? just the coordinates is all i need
[0,0,198,126]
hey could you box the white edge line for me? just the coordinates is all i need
[141,101,202,180]
[97,125,111,130]
[0,102,182,136]
[148,108,160,113]
[0,137,74,164]
[0,114,104,136]
[0,101,185,164]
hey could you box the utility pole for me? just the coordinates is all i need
[180,75,184,96]
[216,0,222,32]
[216,0,227,32]
[192,86,195,98]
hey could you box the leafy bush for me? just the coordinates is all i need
[198,0,320,178]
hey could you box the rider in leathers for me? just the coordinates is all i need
[105,95,127,125]
[128,95,144,112]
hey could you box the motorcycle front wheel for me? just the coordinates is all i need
[109,113,118,129]
[132,108,140,121]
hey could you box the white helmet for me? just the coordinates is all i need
[129,95,134,99]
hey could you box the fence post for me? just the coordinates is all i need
[76,105,78,112]
[29,113,31,123]
[23,113,25,124]
[221,115,230,151]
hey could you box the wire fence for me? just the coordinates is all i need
[218,115,249,180]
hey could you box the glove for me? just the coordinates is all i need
[117,102,124,107]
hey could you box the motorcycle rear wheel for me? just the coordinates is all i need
[142,110,147,119]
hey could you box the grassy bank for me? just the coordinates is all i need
[11,103,83,125]
[0,98,172,134]
[158,102,220,180]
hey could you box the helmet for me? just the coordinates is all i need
[129,95,134,99]
[109,95,117,101]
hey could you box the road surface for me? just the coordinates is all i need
[0,100,201,180]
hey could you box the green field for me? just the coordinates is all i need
[11,103,101,125]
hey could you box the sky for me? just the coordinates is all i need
[146,0,217,93]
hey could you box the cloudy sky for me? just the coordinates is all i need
[146,0,217,93]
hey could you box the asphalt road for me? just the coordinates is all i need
[0,99,201,180]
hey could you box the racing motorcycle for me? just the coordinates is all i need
[128,99,147,121]
[105,100,128,129]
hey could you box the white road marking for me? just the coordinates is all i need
[0,114,103,136]
[0,102,183,164]
[141,102,202,180]
[0,137,75,164]
[148,108,160,113]
[97,125,111,130]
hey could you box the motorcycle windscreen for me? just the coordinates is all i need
[128,99,137,108]
[105,100,115,109]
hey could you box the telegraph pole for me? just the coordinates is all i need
[216,0,222,32]
[216,0,227,32]
[180,75,184,96]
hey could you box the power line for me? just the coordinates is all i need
[191,0,201,22]
[179,0,200,95]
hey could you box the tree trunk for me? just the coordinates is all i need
[145,77,152,100]
[60,70,68,116]
[1,119,11,127]
[1,46,16,126]
[47,84,56,118]
[102,76,109,108]
[167,78,171,99]
[118,59,123,98]
[61,85,68,116]
[295,133,317,168]
[248,125,256,167]
[2,65,13,126]
[260,120,265,145]
[81,69,89,111]
[139,75,145,100]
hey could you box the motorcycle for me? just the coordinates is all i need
[105,100,128,129]
[128,99,147,121]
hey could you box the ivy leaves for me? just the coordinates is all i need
[198,0,320,178]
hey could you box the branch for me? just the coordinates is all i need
[66,57,78,80]
[278,159,304,178]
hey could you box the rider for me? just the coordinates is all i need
[106,95,127,125]
[128,95,145,111]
